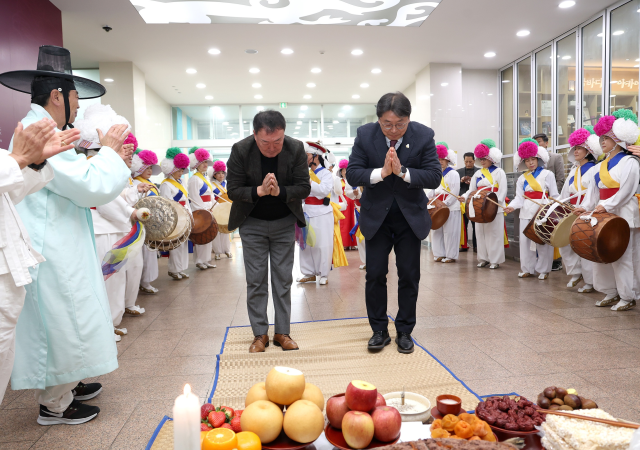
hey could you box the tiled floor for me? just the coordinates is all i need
[1,240,640,449]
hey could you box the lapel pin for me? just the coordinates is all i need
[406,144,410,148]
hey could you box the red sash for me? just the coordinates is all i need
[355,199,361,207]
[305,197,325,205]
[200,195,211,202]
[525,191,546,200]
[435,194,447,202]
[600,188,619,200]
[569,196,584,205]
[90,207,96,210]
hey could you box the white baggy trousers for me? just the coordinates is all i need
[0,274,25,404]
[431,210,461,260]
[519,221,554,275]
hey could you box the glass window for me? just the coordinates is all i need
[502,155,514,173]
[501,66,514,157]
[323,104,376,139]
[517,57,532,142]
[172,106,240,140]
[282,104,321,140]
[610,0,640,115]
[536,46,552,139]
[582,17,604,127]
[556,32,577,148]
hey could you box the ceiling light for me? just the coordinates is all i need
[311,68,321,74]
[295,126,300,129]
[205,95,213,100]
[252,83,261,88]
[352,94,360,99]
[338,113,345,117]
[351,49,363,56]
[299,114,305,118]
[186,68,197,74]
[562,55,571,60]
[360,83,369,88]
[487,93,493,96]
[208,48,221,55]
[502,80,510,83]
[516,30,530,37]
[249,68,260,74]
[441,82,449,87]
[296,121,302,125]
[484,52,496,58]
[300,106,308,111]
[196,83,206,88]
[313,120,318,123]
[558,1,575,8]
[104,78,114,82]
[306,83,316,88]
[303,95,311,99]
[223,122,229,125]
[281,48,294,54]
[254,94,263,99]
[613,30,625,36]
[371,68,381,74]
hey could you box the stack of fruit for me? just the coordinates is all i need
[536,386,598,412]
[430,413,497,442]
[326,380,402,449]
[241,367,326,445]
[201,404,243,433]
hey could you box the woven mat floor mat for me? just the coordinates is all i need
[149,418,173,450]
[211,318,480,412]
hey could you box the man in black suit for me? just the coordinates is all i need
[227,110,311,353]
[458,152,477,252]
[346,92,441,353]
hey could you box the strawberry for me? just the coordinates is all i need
[220,406,235,421]
[201,403,215,420]
[220,423,233,430]
[230,416,242,433]
[201,422,212,432]
[234,409,244,419]
[208,410,226,428]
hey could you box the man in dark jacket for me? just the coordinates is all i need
[346,92,441,354]
[227,110,311,353]
[458,152,477,252]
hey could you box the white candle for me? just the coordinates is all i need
[173,384,201,450]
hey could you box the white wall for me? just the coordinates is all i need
[137,85,172,153]
[460,69,499,165]
[403,82,416,111]
[413,65,431,127]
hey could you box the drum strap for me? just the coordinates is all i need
[134,177,159,196]
[195,172,215,193]
[162,178,188,201]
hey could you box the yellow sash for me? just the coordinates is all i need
[331,202,348,268]
[128,177,133,186]
[195,172,214,193]
[440,176,450,192]
[573,167,587,191]
[134,176,159,195]
[523,171,543,192]
[309,169,331,199]
[213,180,231,203]
[162,178,188,201]
[480,168,499,187]
[599,157,621,189]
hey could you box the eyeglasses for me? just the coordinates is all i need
[379,120,409,131]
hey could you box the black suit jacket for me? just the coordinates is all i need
[227,135,311,230]
[345,121,441,240]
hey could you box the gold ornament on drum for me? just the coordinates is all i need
[146,201,193,251]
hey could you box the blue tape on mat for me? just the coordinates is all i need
[480,392,521,398]
[145,415,173,450]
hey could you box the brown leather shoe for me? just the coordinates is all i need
[249,335,269,353]
[273,334,299,351]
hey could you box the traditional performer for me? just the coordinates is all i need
[297,142,334,285]
[338,159,358,249]
[211,160,233,259]
[1,45,132,425]
[504,139,559,279]
[131,149,162,294]
[0,118,77,404]
[559,127,602,293]
[427,142,461,263]
[160,148,191,279]
[459,139,508,269]
[188,147,217,270]
[574,110,640,311]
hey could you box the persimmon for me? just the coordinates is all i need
[442,414,460,432]
[472,419,488,437]
[482,431,497,442]
[469,436,481,441]
[431,428,450,439]
[430,419,443,431]
[459,413,475,424]
[453,420,474,439]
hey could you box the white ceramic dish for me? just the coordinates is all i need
[383,392,432,423]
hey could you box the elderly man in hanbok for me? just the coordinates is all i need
[297,142,334,285]
[188,147,217,270]
[0,119,79,404]
[0,45,133,425]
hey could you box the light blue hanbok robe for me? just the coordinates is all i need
[9,104,129,390]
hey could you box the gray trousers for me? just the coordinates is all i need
[239,214,296,336]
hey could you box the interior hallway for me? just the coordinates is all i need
[1,240,639,449]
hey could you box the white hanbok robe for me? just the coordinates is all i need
[132,179,159,287]
[0,149,52,403]
[508,168,559,275]
[188,173,214,264]
[301,167,334,278]
[558,163,597,285]
[465,166,507,265]
[159,177,191,274]
[10,104,129,391]
[212,180,232,255]
[427,168,461,260]
[345,181,366,265]
[581,154,640,301]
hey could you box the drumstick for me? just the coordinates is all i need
[524,197,544,206]
[212,191,232,204]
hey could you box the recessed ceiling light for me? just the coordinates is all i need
[281,48,293,54]
[196,83,206,88]
[295,126,300,129]
[563,55,572,60]
[352,94,360,99]
[360,83,369,88]
[303,94,311,99]
[300,106,308,111]
[299,114,305,118]
[311,68,321,74]
[559,1,575,8]
[613,30,625,36]
[296,121,302,125]
[333,120,339,124]
[488,93,493,96]
[338,113,345,117]
[254,94,263,99]
[205,95,213,100]
[104,78,114,82]
[516,30,530,37]
[313,120,318,123]
[245,49,258,54]
[249,68,260,74]
[306,83,316,88]
[186,68,197,74]
[351,49,363,56]
[208,48,221,55]
[371,68,381,74]
[252,83,262,88]
[484,52,496,58]
[502,80,510,83]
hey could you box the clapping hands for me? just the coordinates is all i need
[258,173,280,197]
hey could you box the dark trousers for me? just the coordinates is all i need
[463,214,477,249]
[365,201,421,334]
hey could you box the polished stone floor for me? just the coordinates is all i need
[1,239,640,449]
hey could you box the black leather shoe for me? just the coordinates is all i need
[395,332,415,354]
[368,330,391,351]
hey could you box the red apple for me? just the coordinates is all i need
[342,411,374,449]
[345,380,377,412]
[371,406,402,442]
[326,395,350,429]
[374,393,386,408]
